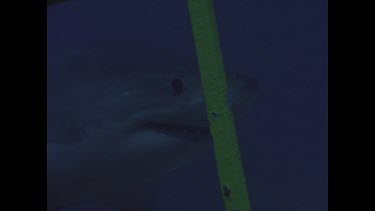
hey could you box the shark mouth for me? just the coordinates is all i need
[139,122,211,142]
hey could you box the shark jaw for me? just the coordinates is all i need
[47,109,213,211]
[140,121,210,141]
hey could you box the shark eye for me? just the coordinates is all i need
[171,78,184,95]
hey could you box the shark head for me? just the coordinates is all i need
[47,43,258,210]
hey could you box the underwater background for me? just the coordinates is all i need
[47,0,328,210]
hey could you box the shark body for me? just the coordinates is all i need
[47,42,258,210]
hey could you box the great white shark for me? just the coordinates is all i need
[47,42,258,211]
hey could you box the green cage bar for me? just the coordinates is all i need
[187,0,252,211]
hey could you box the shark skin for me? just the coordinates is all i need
[47,42,258,211]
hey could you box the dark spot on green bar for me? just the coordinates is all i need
[212,112,218,120]
[223,185,231,198]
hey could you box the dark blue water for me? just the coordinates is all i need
[47,0,327,210]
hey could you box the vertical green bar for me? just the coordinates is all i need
[187,0,252,211]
